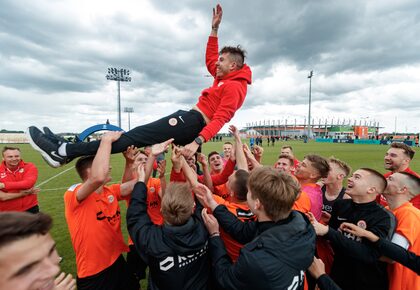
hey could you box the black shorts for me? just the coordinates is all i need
[77,255,138,290]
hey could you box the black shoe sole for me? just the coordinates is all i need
[26,127,62,168]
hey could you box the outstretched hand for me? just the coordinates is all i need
[181,141,199,159]
[152,139,174,156]
[136,163,146,183]
[212,4,223,29]
[229,125,240,139]
[306,212,329,236]
[123,145,139,162]
[339,222,379,242]
[193,183,218,210]
[201,208,220,235]
[101,131,123,143]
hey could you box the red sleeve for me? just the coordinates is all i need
[199,82,245,141]
[205,36,219,77]
[170,167,186,182]
[211,159,236,186]
[3,163,38,191]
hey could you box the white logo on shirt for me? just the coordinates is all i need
[108,195,114,203]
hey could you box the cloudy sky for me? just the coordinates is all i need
[1,0,419,134]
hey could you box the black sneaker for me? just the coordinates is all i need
[43,127,69,145]
[26,126,68,168]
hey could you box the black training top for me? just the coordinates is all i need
[321,185,346,214]
[327,199,396,290]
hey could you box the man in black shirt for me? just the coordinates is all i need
[310,168,396,290]
[196,167,316,290]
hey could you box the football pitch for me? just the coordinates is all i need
[7,140,420,280]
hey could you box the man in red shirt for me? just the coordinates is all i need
[27,4,252,167]
[0,146,39,213]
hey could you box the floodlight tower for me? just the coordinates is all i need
[307,70,313,138]
[124,107,134,131]
[106,68,131,128]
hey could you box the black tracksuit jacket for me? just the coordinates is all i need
[211,206,316,290]
[127,182,210,290]
[327,199,396,290]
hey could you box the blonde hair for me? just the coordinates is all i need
[248,167,300,221]
[161,182,194,226]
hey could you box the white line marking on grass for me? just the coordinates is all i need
[37,166,75,188]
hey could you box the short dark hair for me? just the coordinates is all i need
[399,172,420,196]
[360,168,387,193]
[231,169,249,201]
[75,156,95,180]
[390,142,415,159]
[223,142,233,146]
[277,154,294,166]
[0,212,52,249]
[2,146,20,155]
[220,45,246,69]
[305,154,330,178]
[208,151,220,160]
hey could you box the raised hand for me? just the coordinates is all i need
[193,183,218,210]
[197,153,208,166]
[136,163,146,183]
[152,138,174,156]
[212,4,223,29]
[201,208,220,235]
[157,160,166,178]
[306,212,329,236]
[123,145,139,162]
[100,131,123,143]
[229,125,240,140]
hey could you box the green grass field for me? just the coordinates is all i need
[6,140,420,282]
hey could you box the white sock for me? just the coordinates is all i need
[58,143,67,156]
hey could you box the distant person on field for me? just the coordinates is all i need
[0,211,76,290]
[222,142,233,166]
[0,146,40,213]
[27,4,252,167]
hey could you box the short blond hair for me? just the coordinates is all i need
[248,167,300,221]
[161,182,194,226]
[329,157,351,177]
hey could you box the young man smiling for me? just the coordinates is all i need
[310,168,396,290]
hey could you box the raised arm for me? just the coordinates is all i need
[76,131,122,202]
[121,145,139,183]
[229,125,248,171]
[211,4,222,37]
[197,153,214,191]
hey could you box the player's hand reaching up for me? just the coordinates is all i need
[201,208,220,237]
[152,138,174,157]
[193,183,218,211]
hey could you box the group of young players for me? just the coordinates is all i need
[0,3,419,290]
